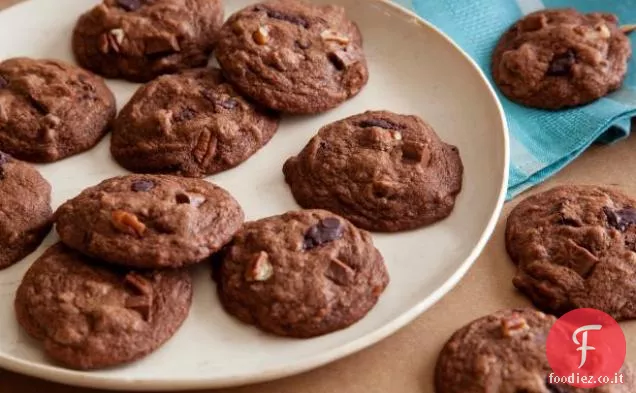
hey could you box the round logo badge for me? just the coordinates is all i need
[546,308,626,388]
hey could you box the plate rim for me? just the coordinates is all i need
[0,0,510,390]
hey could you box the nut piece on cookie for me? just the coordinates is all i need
[253,26,270,45]
[501,314,529,337]
[492,8,631,109]
[245,251,273,282]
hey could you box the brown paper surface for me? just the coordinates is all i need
[1,1,635,391]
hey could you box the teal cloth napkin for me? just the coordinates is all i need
[393,0,636,199]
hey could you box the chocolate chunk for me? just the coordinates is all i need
[131,180,154,192]
[174,192,205,206]
[358,118,402,130]
[175,193,190,204]
[303,218,344,250]
[216,99,238,110]
[546,49,576,76]
[265,9,309,28]
[174,107,196,122]
[0,151,9,166]
[604,206,636,231]
[0,75,7,89]
[116,0,142,12]
[0,152,7,180]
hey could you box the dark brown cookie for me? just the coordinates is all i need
[215,0,368,114]
[506,185,636,321]
[55,174,244,269]
[15,243,192,370]
[283,111,463,232]
[110,68,279,177]
[0,58,116,162]
[0,152,52,269]
[73,0,224,83]
[218,209,389,338]
[435,308,634,393]
[492,9,631,109]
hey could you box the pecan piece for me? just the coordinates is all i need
[245,251,273,282]
[124,272,153,295]
[193,130,217,164]
[402,143,430,164]
[111,210,146,237]
[325,259,355,285]
[501,315,529,337]
[321,29,350,45]
[253,26,270,45]
[125,295,153,322]
[328,50,359,70]
[621,24,636,34]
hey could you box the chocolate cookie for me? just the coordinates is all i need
[0,58,116,162]
[492,9,631,109]
[217,209,389,338]
[506,185,636,321]
[435,308,634,392]
[73,0,224,82]
[110,68,279,177]
[15,243,192,370]
[55,174,244,269]
[0,152,52,269]
[215,0,368,114]
[283,111,463,232]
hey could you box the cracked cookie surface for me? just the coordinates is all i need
[283,111,463,232]
[506,185,636,320]
[492,9,631,109]
[0,151,52,269]
[215,0,368,114]
[55,174,244,269]
[15,243,192,370]
[73,0,224,82]
[111,68,279,177]
[0,58,115,162]
[217,209,389,338]
[435,308,634,393]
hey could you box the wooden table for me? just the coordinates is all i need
[2,0,636,391]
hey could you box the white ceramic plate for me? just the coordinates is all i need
[0,0,509,390]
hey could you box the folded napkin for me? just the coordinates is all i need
[393,0,636,199]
